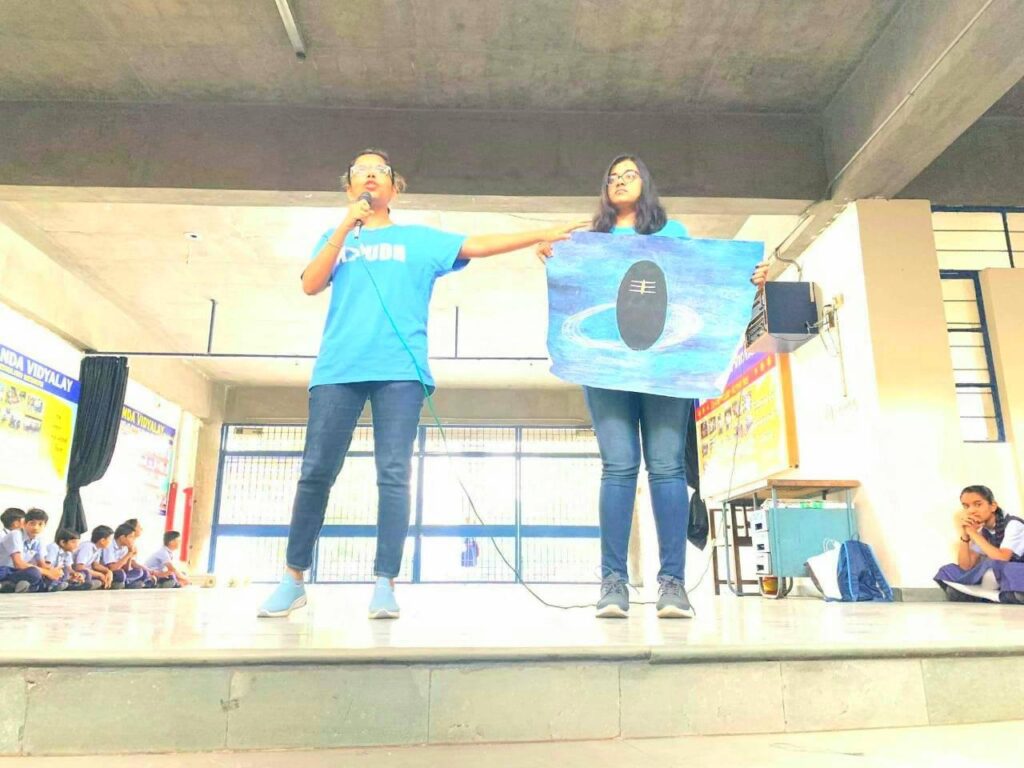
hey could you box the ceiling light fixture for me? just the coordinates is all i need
[274,0,308,60]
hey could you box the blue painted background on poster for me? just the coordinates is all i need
[546,232,763,398]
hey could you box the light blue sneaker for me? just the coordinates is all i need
[368,577,399,619]
[257,573,307,618]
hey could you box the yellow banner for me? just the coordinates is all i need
[696,353,797,499]
[0,374,75,489]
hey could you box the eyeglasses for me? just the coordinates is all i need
[350,163,393,179]
[607,169,641,186]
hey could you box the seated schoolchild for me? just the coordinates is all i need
[936,484,1024,603]
[46,529,98,590]
[75,525,116,590]
[144,530,190,588]
[102,523,155,589]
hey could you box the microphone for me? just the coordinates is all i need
[354,192,373,239]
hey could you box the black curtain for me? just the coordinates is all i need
[685,405,709,550]
[60,356,129,534]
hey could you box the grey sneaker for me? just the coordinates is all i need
[657,576,694,618]
[596,575,629,618]
[14,580,31,594]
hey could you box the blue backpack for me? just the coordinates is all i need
[837,540,893,602]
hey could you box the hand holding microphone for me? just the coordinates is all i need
[344,191,373,239]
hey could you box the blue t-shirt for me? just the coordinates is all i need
[610,219,689,239]
[309,224,468,390]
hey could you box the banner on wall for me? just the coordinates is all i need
[104,404,177,520]
[0,343,79,492]
[695,352,798,499]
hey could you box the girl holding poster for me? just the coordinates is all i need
[539,155,768,618]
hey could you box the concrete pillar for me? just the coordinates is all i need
[853,199,964,588]
[187,387,226,573]
[978,270,1024,515]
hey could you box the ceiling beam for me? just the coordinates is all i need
[0,101,825,202]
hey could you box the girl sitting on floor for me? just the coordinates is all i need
[935,485,1024,603]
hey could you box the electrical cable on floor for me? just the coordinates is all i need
[362,258,743,611]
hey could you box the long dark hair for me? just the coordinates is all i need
[591,154,668,235]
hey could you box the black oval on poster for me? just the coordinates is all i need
[616,260,668,351]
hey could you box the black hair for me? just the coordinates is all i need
[961,485,1002,513]
[24,508,48,524]
[164,530,181,546]
[55,528,80,545]
[591,154,668,235]
[962,485,1015,545]
[962,485,1005,522]
[114,523,135,540]
[124,518,140,531]
[91,525,114,544]
[1,507,25,529]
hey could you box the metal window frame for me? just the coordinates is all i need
[209,423,603,584]
[932,204,1021,269]
[940,269,1005,443]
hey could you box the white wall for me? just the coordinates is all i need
[767,200,1024,589]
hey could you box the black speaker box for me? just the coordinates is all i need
[745,281,819,354]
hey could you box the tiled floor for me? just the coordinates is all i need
[0,722,1018,767]
[1,583,1023,664]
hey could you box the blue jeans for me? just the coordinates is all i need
[583,386,692,582]
[286,381,425,579]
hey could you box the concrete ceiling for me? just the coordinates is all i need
[0,0,901,113]
[3,0,1024,399]
[0,194,798,387]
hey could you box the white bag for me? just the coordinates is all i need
[806,541,842,600]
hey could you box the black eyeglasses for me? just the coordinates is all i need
[607,169,641,186]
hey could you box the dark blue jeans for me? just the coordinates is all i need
[583,386,692,582]
[286,381,425,579]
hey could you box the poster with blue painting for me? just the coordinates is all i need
[545,232,764,399]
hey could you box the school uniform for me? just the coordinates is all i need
[28,537,67,592]
[0,530,44,592]
[76,542,116,588]
[47,543,96,590]
[75,541,101,569]
[144,546,180,587]
[935,512,1024,602]
[102,541,152,588]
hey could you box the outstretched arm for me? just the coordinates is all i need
[459,222,586,260]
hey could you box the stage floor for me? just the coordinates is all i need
[2,584,1024,665]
